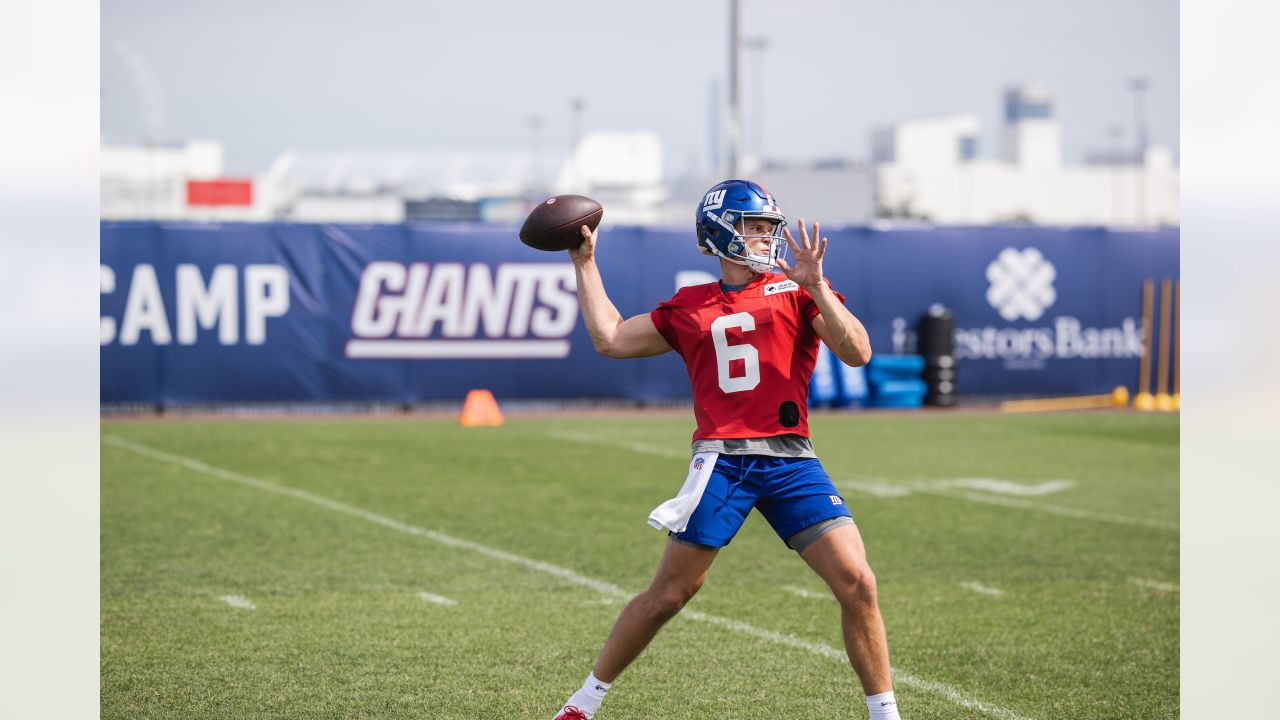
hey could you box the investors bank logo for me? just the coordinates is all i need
[986,247,1056,321]
[890,245,1142,371]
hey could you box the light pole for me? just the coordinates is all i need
[708,78,722,175]
[114,42,166,147]
[743,36,770,168]
[114,42,167,217]
[569,97,585,191]
[1108,124,1124,224]
[1128,77,1149,224]
[727,0,742,177]
[528,114,544,199]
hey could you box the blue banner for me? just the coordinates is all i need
[101,222,1179,404]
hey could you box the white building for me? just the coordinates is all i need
[873,84,1179,226]
[102,87,1178,228]
[271,149,557,224]
[553,131,670,225]
[100,141,552,224]
[101,140,280,222]
[102,138,623,225]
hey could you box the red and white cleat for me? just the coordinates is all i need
[554,705,590,720]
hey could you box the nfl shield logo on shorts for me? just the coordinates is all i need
[693,457,704,470]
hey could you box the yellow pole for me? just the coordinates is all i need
[1134,279,1156,411]
[1000,387,1130,414]
[1172,279,1180,411]
[1155,279,1173,411]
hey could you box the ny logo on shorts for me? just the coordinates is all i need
[829,495,843,506]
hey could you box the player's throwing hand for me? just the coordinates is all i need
[777,219,827,289]
[568,224,598,265]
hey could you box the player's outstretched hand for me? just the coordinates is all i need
[567,224,598,265]
[778,219,827,289]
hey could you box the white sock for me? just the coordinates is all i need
[562,672,611,718]
[867,690,900,720]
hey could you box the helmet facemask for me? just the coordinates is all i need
[703,212,788,274]
[695,180,790,274]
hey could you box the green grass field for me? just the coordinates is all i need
[101,410,1178,719]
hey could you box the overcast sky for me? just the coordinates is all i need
[101,0,1178,175]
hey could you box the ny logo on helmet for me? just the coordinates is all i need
[703,189,727,212]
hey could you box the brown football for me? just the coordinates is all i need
[519,195,604,251]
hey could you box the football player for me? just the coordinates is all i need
[554,180,900,720]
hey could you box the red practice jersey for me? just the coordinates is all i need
[650,272,846,441]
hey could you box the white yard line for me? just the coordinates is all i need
[919,488,1179,532]
[417,592,458,607]
[683,608,1027,720]
[939,479,1075,496]
[838,480,915,498]
[959,581,1005,597]
[782,585,830,600]
[104,435,628,598]
[548,429,690,461]
[547,430,1176,532]
[104,434,1032,720]
[219,595,256,609]
[1129,578,1179,593]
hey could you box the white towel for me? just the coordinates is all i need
[647,452,719,534]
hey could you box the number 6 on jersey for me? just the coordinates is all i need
[710,312,760,393]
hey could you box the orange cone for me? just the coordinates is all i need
[459,389,504,427]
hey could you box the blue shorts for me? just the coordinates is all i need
[671,455,853,549]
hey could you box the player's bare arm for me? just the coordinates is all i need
[778,219,872,367]
[568,224,672,359]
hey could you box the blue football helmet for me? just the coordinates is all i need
[695,179,788,273]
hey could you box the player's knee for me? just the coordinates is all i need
[643,592,683,621]
[647,580,701,620]
[834,563,878,609]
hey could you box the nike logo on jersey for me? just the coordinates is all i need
[763,279,799,295]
